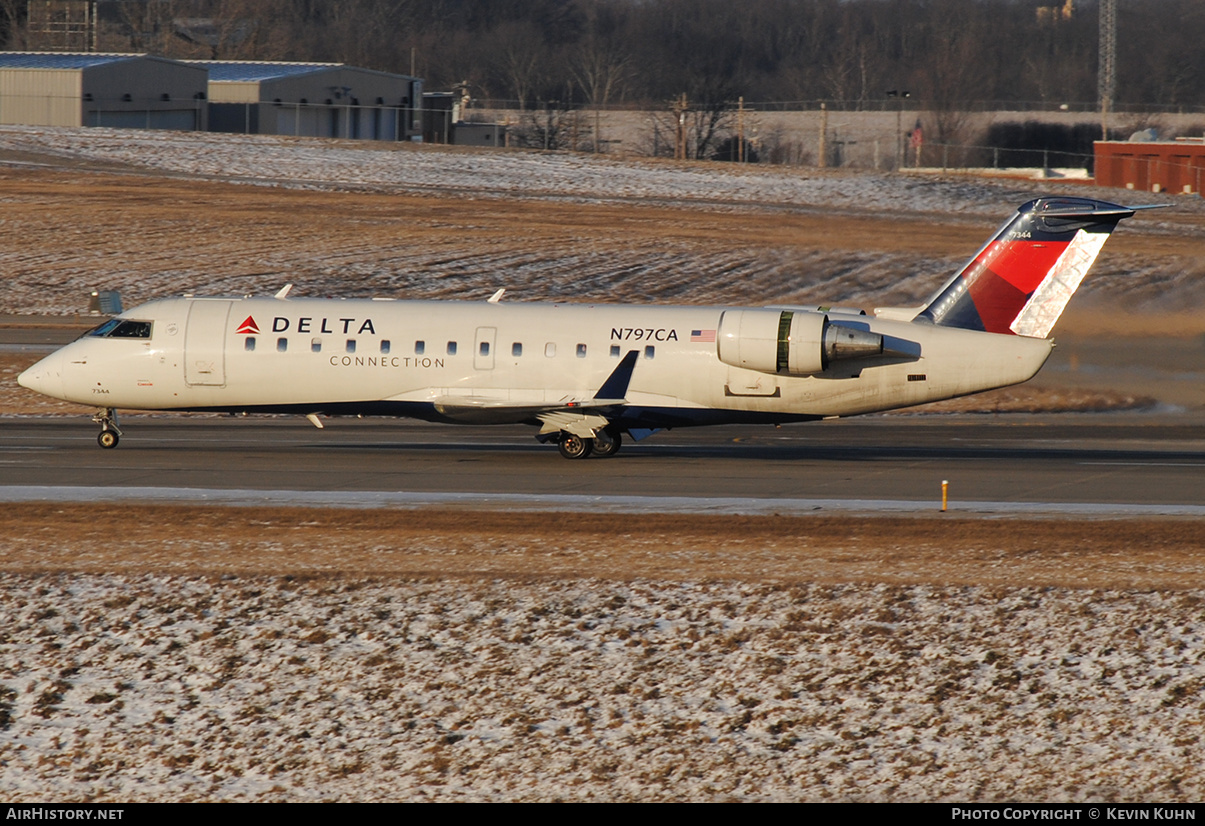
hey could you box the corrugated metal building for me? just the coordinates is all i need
[0,52,208,130]
[1095,140,1205,194]
[194,61,421,141]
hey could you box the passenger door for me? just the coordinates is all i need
[184,300,232,386]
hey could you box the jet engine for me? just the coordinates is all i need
[717,309,885,375]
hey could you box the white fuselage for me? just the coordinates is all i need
[20,296,1053,428]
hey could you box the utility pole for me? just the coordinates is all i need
[674,94,688,160]
[886,90,910,170]
[737,96,745,163]
[1098,0,1116,141]
[818,103,827,169]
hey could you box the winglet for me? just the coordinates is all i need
[595,350,639,400]
[487,288,506,304]
[275,284,294,300]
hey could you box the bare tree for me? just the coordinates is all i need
[908,0,989,149]
[511,98,576,150]
[61,0,1205,116]
[0,0,27,48]
[487,20,550,109]
[569,37,628,152]
[641,95,732,160]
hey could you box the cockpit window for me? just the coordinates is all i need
[88,319,152,339]
[85,319,120,338]
[109,320,152,338]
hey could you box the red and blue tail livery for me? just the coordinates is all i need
[918,197,1141,338]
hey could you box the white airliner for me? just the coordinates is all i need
[18,197,1150,458]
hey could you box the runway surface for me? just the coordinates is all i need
[3,414,1203,514]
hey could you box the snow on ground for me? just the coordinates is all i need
[2,573,1202,802]
[0,125,1034,214]
[1,126,1201,316]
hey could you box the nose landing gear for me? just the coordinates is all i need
[92,407,122,449]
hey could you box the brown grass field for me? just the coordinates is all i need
[3,505,1204,592]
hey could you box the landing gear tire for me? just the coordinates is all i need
[591,426,622,458]
[557,433,593,460]
[92,407,123,449]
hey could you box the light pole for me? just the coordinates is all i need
[886,90,910,170]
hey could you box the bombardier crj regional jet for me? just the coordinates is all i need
[19,197,1151,459]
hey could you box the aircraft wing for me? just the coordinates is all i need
[429,394,624,421]
[428,349,640,433]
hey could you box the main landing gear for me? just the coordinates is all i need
[556,426,622,460]
[93,407,122,449]
[591,426,622,458]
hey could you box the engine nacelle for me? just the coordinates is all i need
[717,309,885,376]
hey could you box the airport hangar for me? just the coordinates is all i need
[0,53,422,142]
[0,52,208,130]
[192,61,422,142]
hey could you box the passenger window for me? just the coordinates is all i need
[245,337,256,352]
[545,342,556,357]
[311,338,322,353]
[610,345,620,358]
[479,341,490,356]
[415,340,425,355]
[447,341,457,356]
[644,345,655,359]
[576,343,587,358]
[380,340,391,354]
[346,339,356,353]
[512,342,522,357]
[277,338,288,352]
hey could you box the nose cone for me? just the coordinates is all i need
[17,350,66,400]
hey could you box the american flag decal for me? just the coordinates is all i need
[691,329,716,342]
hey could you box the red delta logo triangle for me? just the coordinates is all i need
[236,316,260,335]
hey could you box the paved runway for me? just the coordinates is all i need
[3,414,1203,513]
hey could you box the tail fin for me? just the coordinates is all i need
[916,197,1137,338]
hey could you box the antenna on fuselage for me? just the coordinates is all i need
[274,284,294,300]
[487,288,506,304]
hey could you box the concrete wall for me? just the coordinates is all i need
[474,108,1205,171]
